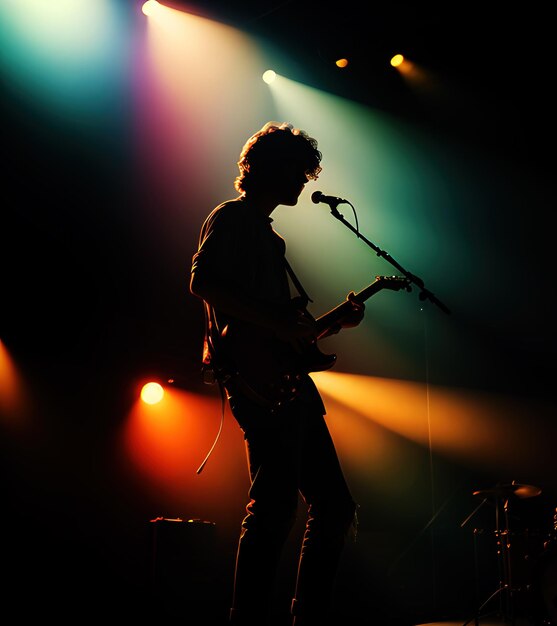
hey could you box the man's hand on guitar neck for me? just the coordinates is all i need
[339,291,365,328]
[319,291,366,339]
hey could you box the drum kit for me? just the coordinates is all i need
[461,480,556,626]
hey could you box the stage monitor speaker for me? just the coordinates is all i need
[149,516,218,621]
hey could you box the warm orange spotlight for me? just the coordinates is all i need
[123,386,248,516]
[312,370,556,480]
[335,58,349,68]
[0,339,29,424]
[390,54,404,67]
[141,381,165,404]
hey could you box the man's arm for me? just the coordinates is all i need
[317,291,365,339]
[190,268,318,352]
[190,269,282,331]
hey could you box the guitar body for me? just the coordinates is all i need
[218,322,335,411]
[217,276,410,411]
[302,341,337,372]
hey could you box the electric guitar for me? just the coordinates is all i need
[218,275,412,411]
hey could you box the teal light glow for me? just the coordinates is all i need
[265,74,513,327]
[0,0,130,118]
[267,74,474,297]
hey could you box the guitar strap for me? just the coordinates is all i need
[284,256,313,305]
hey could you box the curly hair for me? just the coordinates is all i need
[234,121,322,194]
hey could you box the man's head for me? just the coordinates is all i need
[234,122,322,198]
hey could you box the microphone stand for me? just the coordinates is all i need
[327,201,451,315]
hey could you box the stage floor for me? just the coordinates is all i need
[415,617,532,626]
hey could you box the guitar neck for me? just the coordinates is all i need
[315,281,383,335]
[314,276,410,336]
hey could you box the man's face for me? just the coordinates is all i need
[273,160,312,206]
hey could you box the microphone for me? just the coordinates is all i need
[311,191,347,207]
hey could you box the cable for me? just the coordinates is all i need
[196,380,226,475]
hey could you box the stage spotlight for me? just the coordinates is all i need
[390,54,404,68]
[141,381,165,405]
[141,0,159,16]
[262,69,277,84]
[335,58,349,68]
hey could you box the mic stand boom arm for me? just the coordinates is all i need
[327,203,451,315]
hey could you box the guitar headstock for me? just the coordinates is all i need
[375,275,412,292]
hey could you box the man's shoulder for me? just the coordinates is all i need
[203,198,249,227]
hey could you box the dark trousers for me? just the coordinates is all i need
[228,390,357,626]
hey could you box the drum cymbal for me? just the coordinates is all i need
[473,482,542,499]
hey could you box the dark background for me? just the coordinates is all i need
[2,2,556,624]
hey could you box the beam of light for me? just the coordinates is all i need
[135,2,272,247]
[392,54,432,94]
[312,370,557,481]
[0,0,130,117]
[390,53,471,118]
[264,72,474,311]
[122,385,248,520]
[0,339,31,430]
